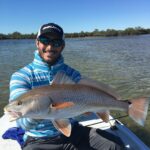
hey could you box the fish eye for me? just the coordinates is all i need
[17,101,22,105]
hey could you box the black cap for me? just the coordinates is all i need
[37,23,64,39]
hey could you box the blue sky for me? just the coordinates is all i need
[0,0,150,34]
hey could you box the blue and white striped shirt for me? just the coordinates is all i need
[9,50,81,140]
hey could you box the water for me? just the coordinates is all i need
[64,35,150,99]
[0,35,150,146]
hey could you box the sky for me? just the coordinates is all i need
[0,0,150,34]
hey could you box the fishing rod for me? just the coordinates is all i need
[86,105,150,127]
[86,110,150,127]
[85,114,128,127]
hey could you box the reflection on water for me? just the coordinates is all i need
[0,39,36,111]
[65,35,150,99]
[0,35,150,147]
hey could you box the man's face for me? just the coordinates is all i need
[36,34,64,65]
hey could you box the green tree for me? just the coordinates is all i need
[11,32,22,39]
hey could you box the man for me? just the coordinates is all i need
[9,22,124,150]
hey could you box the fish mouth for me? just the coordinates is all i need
[4,110,22,122]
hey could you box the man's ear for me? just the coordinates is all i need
[60,44,65,53]
[36,39,39,48]
[61,41,65,50]
[62,44,65,49]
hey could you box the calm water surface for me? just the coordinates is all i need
[0,35,150,146]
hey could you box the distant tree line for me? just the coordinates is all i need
[0,27,150,40]
[0,32,36,40]
[65,27,150,38]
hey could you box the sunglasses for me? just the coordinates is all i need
[38,37,64,48]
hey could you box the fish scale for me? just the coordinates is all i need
[4,81,149,137]
[47,84,128,114]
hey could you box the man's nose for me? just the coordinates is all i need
[46,44,54,50]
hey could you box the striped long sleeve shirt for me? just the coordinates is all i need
[9,50,81,140]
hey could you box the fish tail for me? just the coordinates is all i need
[128,97,149,126]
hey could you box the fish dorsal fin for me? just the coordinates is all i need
[52,119,71,137]
[79,76,121,100]
[96,111,110,123]
[52,71,75,84]
[51,102,75,110]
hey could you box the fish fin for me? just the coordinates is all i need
[129,97,149,126]
[51,102,75,110]
[96,111,110,122]
[79,76,121,100]
[52,71,75,84]
[52,119,71,137]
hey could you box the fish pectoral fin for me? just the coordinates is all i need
[52,71,75,84]
[96,111,110,122]
[52,119,71,137]
[51,102,75,110]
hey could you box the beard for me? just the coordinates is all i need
[38,49,62,65]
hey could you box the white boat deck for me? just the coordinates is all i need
[0,114,150,150]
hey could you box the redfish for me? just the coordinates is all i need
[4,72,149,137]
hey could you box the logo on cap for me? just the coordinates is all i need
[42,25,62,32]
